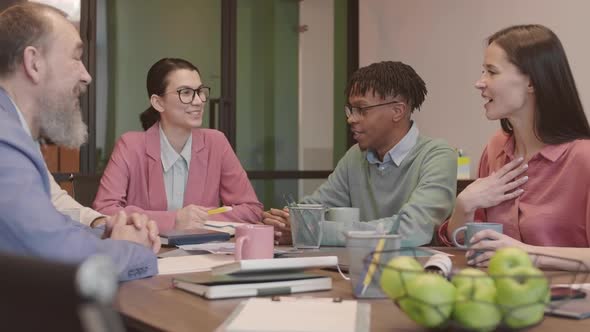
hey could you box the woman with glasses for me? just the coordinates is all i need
[93,58,263,231]
[439,25,590,271]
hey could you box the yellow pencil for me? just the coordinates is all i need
[360,238,386,295]
[207,206,233,215]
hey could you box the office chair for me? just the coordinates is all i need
[72,174,102,207]
[0,253,125,332]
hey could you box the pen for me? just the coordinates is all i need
[357,238,386,296]
[207,206,233,215]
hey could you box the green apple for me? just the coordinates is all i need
[398,273,456,328]
[379,256,423,300]
[495,265,549,329]
[451,268,501,332]
[488,247,533,276]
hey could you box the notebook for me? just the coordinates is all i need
[546,284,590,319]
[211,256,339,276]
[159,228,230,246]
[216,297,371,332]
[173,271,332,299]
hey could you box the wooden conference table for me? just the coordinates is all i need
[115,247,590,332]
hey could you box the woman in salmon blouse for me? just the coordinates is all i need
[94,58,263,232]
[439,25,590,270]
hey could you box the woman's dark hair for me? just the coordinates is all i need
[140,58,201,130]
[488,24,590,143]
[345,61,427,112]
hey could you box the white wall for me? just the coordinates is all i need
[299,0,334,196]
[360,0,590,177]
[96,0,107,157]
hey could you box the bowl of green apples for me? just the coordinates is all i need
[369,247,589,331]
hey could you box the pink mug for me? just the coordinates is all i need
[234,224,274,260]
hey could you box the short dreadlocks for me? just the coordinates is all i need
[345,61,427,112]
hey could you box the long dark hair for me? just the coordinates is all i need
[140,58,201,130]
[488,24,590,143]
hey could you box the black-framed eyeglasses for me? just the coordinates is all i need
[161,86,211,104]
[344,100,402,118]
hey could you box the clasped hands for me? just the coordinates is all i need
[102,211,161,253]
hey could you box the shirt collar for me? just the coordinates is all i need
[7,95,33,138]
[159,124,192,171]
[502,134,569,162]
[367,121,419,166]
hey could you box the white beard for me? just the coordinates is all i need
[38,93,88,149]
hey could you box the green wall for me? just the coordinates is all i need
[236,0,299,207]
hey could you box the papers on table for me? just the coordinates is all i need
[179,242,236,254]
[158,254,235,275]
[202,220,245,236]
[218,297,370,332]
[179,242,293,256]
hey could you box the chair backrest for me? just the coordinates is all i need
[456,179,475,196]
[72,174,102,207]
[0,252,124,332]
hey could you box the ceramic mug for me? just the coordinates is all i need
[234,224,274,260]
[325,207,360,222]
[452,222,503,248]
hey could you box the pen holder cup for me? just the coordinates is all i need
[367,248,590,331]
[289,205,325,249]
[344,231,402,299]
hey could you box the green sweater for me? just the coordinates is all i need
[302,135,457,247]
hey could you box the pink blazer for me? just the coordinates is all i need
[93,123,263,232]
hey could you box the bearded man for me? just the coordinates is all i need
[0,2,159,281]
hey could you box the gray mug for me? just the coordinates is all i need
[451,222,503,248]
[325,207,360,222]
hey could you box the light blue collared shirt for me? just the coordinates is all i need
[0,88,158,281]
[159,125,192,211]
[9,95,43,151]
[366,121,419,170]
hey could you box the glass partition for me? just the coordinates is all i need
[92,0,348,209]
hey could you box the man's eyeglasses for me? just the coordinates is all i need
[344,100,402,118]
[161,86,211,104]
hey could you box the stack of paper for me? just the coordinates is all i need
[202,220,245,236]
[218,297,370,332]
[158,254,235,275]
